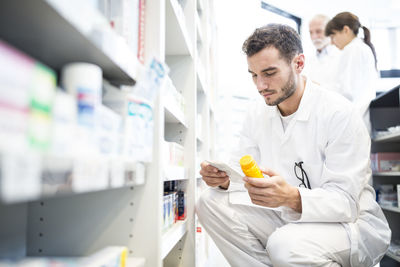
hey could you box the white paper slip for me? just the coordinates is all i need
[205,160,244,184]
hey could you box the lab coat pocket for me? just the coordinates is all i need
[298,162,323,189]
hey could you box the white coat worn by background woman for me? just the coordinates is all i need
[330,37,377,132]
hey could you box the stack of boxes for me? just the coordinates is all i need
[163,181,186,231]
[0,40,56,153]
[371,152,400,207]
[0,39,156,199]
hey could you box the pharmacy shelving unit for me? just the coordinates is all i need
[370,85,400,265]
[0,0,144,264]
[194,0,219,266]
[0,0,217,266]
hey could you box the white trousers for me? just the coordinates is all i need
[196,188,352,267]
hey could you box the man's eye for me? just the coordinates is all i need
[264,72,275,77]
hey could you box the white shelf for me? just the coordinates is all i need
[0,151,143,203]
[373,172,400,176]
[164,101,186,126]
[197,66,207,95]
[381,205,400,213]
[166,0,193,56]
[162,220,188,259]
[372,131,400,143]
[197,136,204,144]
[163,165,186,181]
[386,250,400,263]
[126,257,146,267]
[197,137,204,154]
[0,0,139,85]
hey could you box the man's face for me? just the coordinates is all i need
[309,19,330,50]
[247,47,297,106]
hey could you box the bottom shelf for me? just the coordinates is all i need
[162,220,188,259]
[381,205,400,213]
[386,250,400,263]
[126,257,146,267]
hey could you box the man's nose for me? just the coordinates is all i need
[256,76,268,90]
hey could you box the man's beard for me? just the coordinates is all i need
[265,70,296,106]
[313,38,330,50]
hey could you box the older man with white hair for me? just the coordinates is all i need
[307,14,340,86]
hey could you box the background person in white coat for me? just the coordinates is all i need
[325,12,378,133]
[196,24,390,267]
[306,14,340,86]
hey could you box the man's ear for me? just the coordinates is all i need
[294,54,305,73]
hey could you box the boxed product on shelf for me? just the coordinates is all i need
[124,161,146,185]
[169,193,176,226]
[177,189,186,220]
[370,152,400,172]
[164,141,184,166]
[163,193,176,231]
[1,152,42,202]
[82,246,128,267]
[163,76,185,116]
[163,193,168,230]
[124,95,153,162]
[97,0,144,62]
[72,155,110,193]
[28,62,57,150]
[137,0,145,64]
[96,104,122,156]
[0,41,32,152]
[131,58,168,102]
[163,140,186,179]
[0,40,57,153]
[377,184,398,207]
[164,181,180,230]
[50,90,77,156]
[103,81,153,162]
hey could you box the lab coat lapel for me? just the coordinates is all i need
[279,78,314,145]
[266,105,285,142]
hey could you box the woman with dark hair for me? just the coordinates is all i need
[325,12,377,133]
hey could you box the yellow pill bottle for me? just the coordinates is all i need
[240,155,263,178]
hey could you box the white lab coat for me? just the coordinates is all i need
[330,38,378,132]
[226,79,390,266]
[306,44,341,86]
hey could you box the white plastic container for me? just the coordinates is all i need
[61,62,102,110]
[61,63,102,154]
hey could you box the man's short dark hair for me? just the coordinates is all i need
[242,24,303,63]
